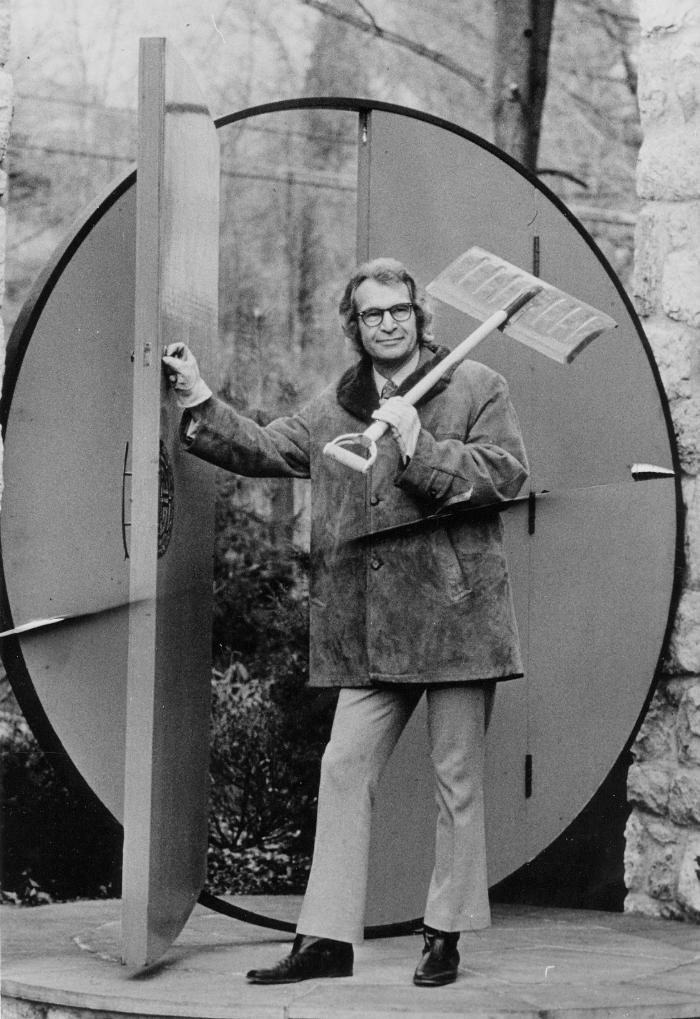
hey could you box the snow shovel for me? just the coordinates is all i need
[322,246,617,473]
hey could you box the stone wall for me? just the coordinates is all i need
[0,0,11,505]
[626,0,700,921]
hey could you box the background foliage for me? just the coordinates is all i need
[206,473,336,896]
[6,0,640,337]
[2,0,640,905]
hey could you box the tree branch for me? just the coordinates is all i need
[296,0,486,94]
[353,0,380,32]
[567,204,636,226]
[597,8,638,97]
[537,167,589,188]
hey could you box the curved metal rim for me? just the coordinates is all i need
[0,170,136,825]
[196,889,422,940]
[0,96,684,935]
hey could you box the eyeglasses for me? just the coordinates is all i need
[357,303,414,328]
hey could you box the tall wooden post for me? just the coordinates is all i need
[121,38,219,968]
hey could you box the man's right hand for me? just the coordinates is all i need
[162,343,213,408]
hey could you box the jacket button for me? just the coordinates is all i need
[370,556,382,570]
[370,494,380,506]
[428,486,438,497]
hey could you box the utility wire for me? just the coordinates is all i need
[8,141,357,193]
[15,93,356,147]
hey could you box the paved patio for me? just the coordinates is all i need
[2,896,700,1018]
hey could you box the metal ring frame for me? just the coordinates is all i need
[0,97,684,939]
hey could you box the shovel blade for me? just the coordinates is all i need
[426,246,617,364]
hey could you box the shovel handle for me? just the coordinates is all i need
[323,288,539,473]
[400,290,539,407]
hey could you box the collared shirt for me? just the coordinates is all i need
[372,348,420,402]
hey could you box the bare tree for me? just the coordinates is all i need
[295,0,486,93]
[296,0,558,169]
[491,0,556,170]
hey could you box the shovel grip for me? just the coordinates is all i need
[323,440,377,473]
[322,419,389,473]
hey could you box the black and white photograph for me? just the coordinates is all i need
[1,2,699,1016]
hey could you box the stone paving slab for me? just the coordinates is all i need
[1,898,699,1018]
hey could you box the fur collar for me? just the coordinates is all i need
[336,342,454,423]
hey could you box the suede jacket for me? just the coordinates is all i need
[182,343,529,687]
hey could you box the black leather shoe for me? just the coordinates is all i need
[413,927,460,986]
[246,934,353,984]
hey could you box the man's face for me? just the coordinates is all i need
[354,279,418,375]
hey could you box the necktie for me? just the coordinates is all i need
[380,379,397,401]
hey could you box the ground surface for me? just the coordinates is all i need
[2,896,700,1018]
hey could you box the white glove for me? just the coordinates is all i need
[372,396,420,462]
[162,343,212,408]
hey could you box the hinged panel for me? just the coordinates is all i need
[121,37,219,968]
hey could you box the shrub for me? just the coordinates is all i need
[0,711,122,904]
[206,474,335,894]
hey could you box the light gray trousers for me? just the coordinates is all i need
[296,682,493,944]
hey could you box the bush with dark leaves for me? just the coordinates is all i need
[207,474,335,895]
[0,712,122,904]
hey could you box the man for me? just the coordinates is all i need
[163,257,529,987]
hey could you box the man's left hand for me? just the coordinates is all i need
[372,396,420,462]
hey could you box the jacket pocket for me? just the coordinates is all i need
[430,528,472,602]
